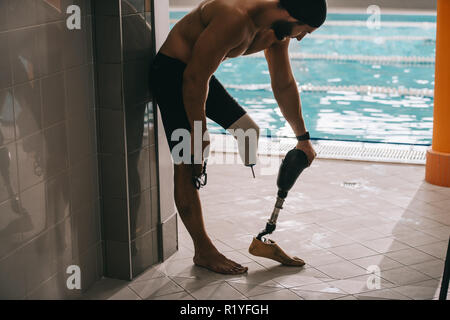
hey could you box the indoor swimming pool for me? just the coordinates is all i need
[169,11,436,145]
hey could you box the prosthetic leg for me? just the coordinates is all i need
[249,148,310,266]
[227,113,260,177]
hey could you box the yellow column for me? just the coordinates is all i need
[426,0,450,187]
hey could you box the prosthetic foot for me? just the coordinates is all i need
[249,237,305,266]
[249,146,310,266]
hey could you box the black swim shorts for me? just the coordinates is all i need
[149,52,247,158]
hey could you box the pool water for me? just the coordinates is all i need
[169,12,436,145]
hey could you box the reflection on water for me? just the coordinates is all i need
[211,55,434,145]
[207,88,433,145]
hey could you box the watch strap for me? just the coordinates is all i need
[296,131,310,141]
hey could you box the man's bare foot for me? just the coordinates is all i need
[193,250,248,275]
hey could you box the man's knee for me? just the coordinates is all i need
[228,113,259,135]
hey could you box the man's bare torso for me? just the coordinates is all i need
[159,0,282,63]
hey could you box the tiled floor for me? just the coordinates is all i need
[84,155,450,300]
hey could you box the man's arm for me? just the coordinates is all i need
[183,12,247,163]
[264,40,317,165]
[264,39,307,136]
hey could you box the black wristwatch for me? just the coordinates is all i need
[296,131,310,141]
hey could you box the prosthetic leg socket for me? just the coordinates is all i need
[249,148,309,266]
[227,113,259,178]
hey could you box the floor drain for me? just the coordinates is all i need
[342,182,361,189]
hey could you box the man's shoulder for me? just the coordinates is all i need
[204,1,249,28]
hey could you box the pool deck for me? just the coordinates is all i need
[83,154,449,300]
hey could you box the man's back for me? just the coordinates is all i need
[160,0,278,64]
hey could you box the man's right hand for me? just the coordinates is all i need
[192,159,205,179]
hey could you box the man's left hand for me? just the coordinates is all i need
[295,140,317,167]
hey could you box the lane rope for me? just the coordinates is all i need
[224,83,434,98]
[324,20,436,28]
[170,19,436,28]
[307,34,435,42]
[245,52,435,65]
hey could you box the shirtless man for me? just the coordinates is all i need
[149,0,327,275]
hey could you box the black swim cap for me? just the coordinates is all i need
[279,0,328,28]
